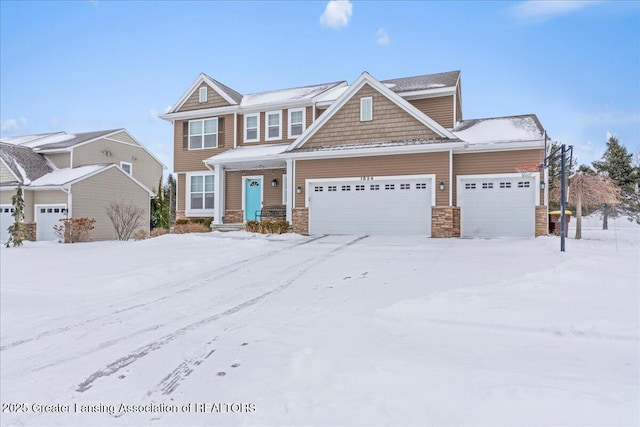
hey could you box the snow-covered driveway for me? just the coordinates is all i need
[1,228,638,426]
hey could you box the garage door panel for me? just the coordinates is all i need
[36,205,67,241]
[1,206,15,243]
[309,178,432,235]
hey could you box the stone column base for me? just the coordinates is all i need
[431,207,460,238]
[535,205,548,237]
[292,208,309,235]
[223,210,244,224]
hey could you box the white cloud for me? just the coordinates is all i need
[513,0,602,23]
[149,109,158,120]
[320,0,353,29]
[376,28,390,45]
[1,117,27,133]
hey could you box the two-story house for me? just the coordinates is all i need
[0,129,166,241]
[161,71,549,238]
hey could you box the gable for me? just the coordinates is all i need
[107,130,141,146]
[177,82,232,112]
[302,84,439,149]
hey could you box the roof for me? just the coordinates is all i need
[381,70,460,93]
[240,81,346,107]
[288,138,461,153]
[32,129,120,150]
[205,143,288,169]
[453,114,544,144]
[203,73,243,104]
[29,164,109,186]
[0,142,52,184]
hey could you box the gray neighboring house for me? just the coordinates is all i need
[0,129,166,242]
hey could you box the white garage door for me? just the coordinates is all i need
[459,176,535,238]
[1,205,15,243]
[36,205,67,241]
[309,177,433,235]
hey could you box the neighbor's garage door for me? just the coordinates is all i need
[459,176,535,238]
[1,205,15,243]
[309,177,432,235]
[35,205,67,241]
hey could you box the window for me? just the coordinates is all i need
[465,183,476,190]
[518,181,531,188]
[328,186,337,192]
[370,184,380,191]
[265,111,282,140]
[360,96,373,121]
[189,118,218,149]
[199,86,208,103]
[500,182,512,189]
[400,183,410,190]
[244,114,260,142]
[482,182,494,189]
[416,183,427,189]
[189,174,214,211]
[314,186,324,192]
[355,185,365,191]
[385,184,395,190]
[120,162,132,175]
[342,185,351,191]
[288,108,305,138]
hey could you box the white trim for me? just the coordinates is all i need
[448,150,453,206]
[241,175,264,222]
[456,172,541,206]
[265,110,282,141]
[120,161,132,175]
[0,157,20,181]
[199,86,208,103]
[286,159,294,222]
[456,140,544,153]
[287,72,456,152]
[34,203,68,241]
[360,96,373,122]
[282,173,287,205]
[244,113,260,143]
[64,164,154,196]
[288,108,306,139]
[185,171,215,217]
[304,174,437,208]
[233,112,237,148]
[282,141,467,160]
[396,87,456,98]
[213,165,224,225]
[188,117,219,150]
[169,73,239,113]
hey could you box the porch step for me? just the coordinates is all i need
[211,223,245,232]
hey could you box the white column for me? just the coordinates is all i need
[286,159,294,223]
[213,164,225,225]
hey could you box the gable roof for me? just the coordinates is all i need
[169,73,242,113]
[453,114,544,144]
[0,142,52,184]
[381,70,460,93]
[287,72,457,152]
[204,73,243,104]
[33,129,121,150]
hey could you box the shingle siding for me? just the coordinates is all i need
[173,114,235,173]
[177,82,231,112]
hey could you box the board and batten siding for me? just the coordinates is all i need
[225,169,286,211]
[177,82,232,112]
[0,161,17,183]
[72,138,163,192]
[71,167,150,240]
[408,96,454,129]
[44,152,71,169]
[452,149,545,205]
[173,114,235,173]
[302,84,438,149]
[237,106,314,146]
[294,152,450,208]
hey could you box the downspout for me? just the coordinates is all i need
[62,186,72,218]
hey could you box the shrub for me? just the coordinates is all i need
[150,228,168,238]
[53,217,96,243]
[106,200,145,241]
[173,223,211,234]
[133,229,149,241]
[175,217,213,227]
[246,220,289,234]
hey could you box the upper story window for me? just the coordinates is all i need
[199,87,208,103]
[189,118,218,150]
[120,162,132,175]
[360,96,373,122]
[244,113,260,142]
[288,108,305,138]
[266,110,282,141]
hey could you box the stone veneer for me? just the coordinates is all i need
[292,208,309,235]
[223,210,243,224]
[535,205,548,237]
[19,222,37,241]
[431,207,460,238]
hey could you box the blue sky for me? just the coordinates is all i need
[1,0,638,173]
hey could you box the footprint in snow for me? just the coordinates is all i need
[217,372,226,377]
[231,363,240,368]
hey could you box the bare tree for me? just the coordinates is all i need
[106,200,145,241]
[551,172,621,239]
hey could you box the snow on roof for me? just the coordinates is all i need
[381,70,459,93]
[288,138,459,153]
[314,85,350,105]
[0,132,64,146]
[33,129,120,150]
[206,144,289,163]
[453,115,544,144]
[29,164,109,187]
[240,82,345,107]
[0,142,52,184]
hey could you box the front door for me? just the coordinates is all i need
[244,178,262,221]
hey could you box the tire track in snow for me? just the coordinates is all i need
[0,235,328,351]
[76,235,368,393]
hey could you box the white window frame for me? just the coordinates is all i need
[288,108,306,139]
[188,118,218,150]
[199,86,208,103]
[244,113,260,143]
[186,172,215,216]
[360,96,373,122]
[120,161,132,175]
[265,110,282,141]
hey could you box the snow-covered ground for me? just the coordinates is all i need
[1,222,638,426]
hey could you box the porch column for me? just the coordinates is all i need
[286,159,294,223]
[213,164,225,225]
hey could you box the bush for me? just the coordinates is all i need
[106,200,145,241]
[53,217,96,243]
[246,220,289,234]
[150,228,168,238]
[173,223,211,234]
[175,217,213,227]
[133,229,149,241]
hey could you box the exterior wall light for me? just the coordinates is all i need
[271,178,278,187]
[540,181,546,190]
[439,181,445,191]
[296,186,302,194]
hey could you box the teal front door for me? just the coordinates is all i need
[245,178,262,221]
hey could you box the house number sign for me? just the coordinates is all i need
[360,176,374,181]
